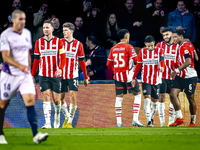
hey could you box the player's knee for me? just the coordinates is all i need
[54,100,60,105]
[159,94,165,102]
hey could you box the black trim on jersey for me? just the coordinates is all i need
[65,39,75,44]
[44,36,54,42]
[79,57,85,61]
[34,55,40,59]
[184,54,191,59]
[160,56,164,61]
[165,42,174,46]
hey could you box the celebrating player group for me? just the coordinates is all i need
[0,9,198,144]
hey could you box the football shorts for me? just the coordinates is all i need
[142,83,160,99]
[61,77,79,93]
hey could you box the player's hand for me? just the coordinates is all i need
[32,76,36,84]
[55,69,62,77]
[160,67,164,73]
[19,64,30,74]
[170,71,176,78]
[89,71,94,76]
[84,79,88,87]
[131,79,136,87]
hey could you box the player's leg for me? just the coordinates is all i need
[149,84,160,127]
[60,79,69,127]
[142,83,152,126]
[158,79,166,126]
[169,76,184,126]
[39,76,52,128]
[0,100,9,144]
[115,81,127,127]
[19,74,48,144]
[65,78,79,128]
[184,77,197,126]
[52,91,61,128]
[127,80,144,127]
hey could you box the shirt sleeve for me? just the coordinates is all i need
[107,48,113,62]
[34,40,40,59]
[129,45,137,59]
[181,45,191,59]
[0,33,10,51]
[58,39,65,55]
[159,48,164,61]
[78,42,85,60]
[137,49,143,63]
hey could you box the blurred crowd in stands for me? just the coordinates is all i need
[1,0,200,80]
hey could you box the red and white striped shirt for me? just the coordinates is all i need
[176,42,197,78]
[34,36,65,77]
[107,42,138,83]
[156,41,179,80]
[138,47,164,85]
[61,38,85,79]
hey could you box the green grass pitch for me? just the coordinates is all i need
[1,127,200,150]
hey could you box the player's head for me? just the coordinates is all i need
[161,27,173,44]
[144,35,155,51]
[43,20,54,36]
[118,29,130,44]
[173,29,185,45]
[12,9,26,31]
[86,35,98,49]
[63,22,75,39]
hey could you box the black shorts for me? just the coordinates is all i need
[142,83,160,99]
[39,76,61,93]
[160,78,174,94]
[172,76,197,95]
[61,77,79,93]
[115,80,140,95]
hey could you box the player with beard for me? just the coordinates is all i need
[156,27,179,126]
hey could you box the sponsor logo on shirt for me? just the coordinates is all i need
[40,50,57,56]
[184,50,189,54]
[165,54,176,60]
[143,59,159,65]
[65,51,76,58]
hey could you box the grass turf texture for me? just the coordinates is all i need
[1,127,200,150]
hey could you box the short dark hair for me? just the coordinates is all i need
[63,22,75,31]
[175,29,185,36]
[43,20,53,27]
[12,9,25,19]
[117,29,129,40]
[87,35,98,45]
[144,35,155,43]
[161,27,172,34]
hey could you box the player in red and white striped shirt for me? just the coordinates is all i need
[132,35,165,127]
[107,29,144,127]
[32,20,66,129]
[156,27,179,127]
[170,29,198,127]
[60,22,88,128]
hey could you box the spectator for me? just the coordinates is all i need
[192,0,200,50]
[117,0,144,47]
[167,0,196,43]
[81,0,93,27]
[85,35,107,80]
[103,13,120,50]
[143,0,166,43]
[73,16,88,56]
[51,18,63,38]
[32,1,51,47]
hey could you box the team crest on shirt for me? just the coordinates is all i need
[184,50,189,54]
[131,49,135,53]
[52,45,56,47]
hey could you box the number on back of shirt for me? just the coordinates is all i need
[113,53,125,68]
[4,83,11,91]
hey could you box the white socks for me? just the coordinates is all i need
[53,102,61,118]
[158,102,165,124]
[115,97,123,124]
[191,115,196,124]
[169,102,176,124]
[43,101,51,124]
[151,102,158,120]
[68,103,77,124]
[133,94,141,121]
[176,110,183,119]
[144,98,151,122]
[61,102,69,119]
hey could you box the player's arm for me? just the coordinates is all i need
[78,43,88,87]
[106,50,114,71]
[2,50,30,74]
[32,41,40,76]
[159,50,165,72]
[194,50,199,61]
[171,49,191,78]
